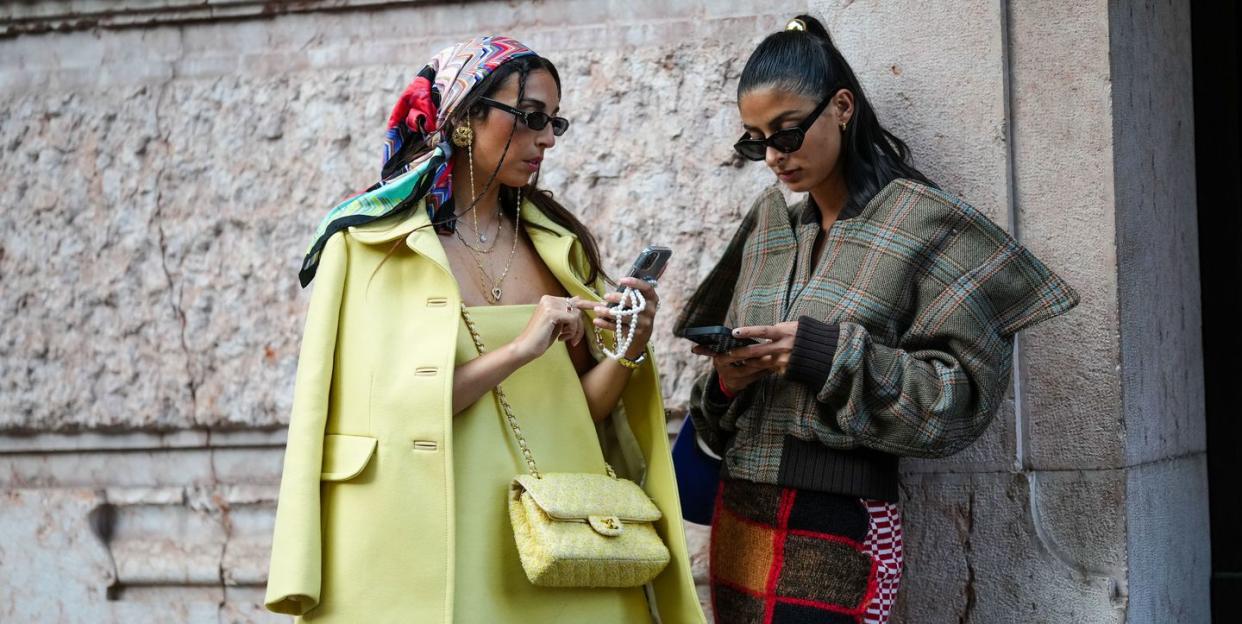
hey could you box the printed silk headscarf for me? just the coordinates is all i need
[298,35,536,287]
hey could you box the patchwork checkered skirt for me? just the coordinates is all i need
[710,479,903,624]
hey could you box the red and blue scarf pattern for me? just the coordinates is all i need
[299,35,535,287]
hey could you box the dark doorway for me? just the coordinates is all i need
[1192,2,1241,620]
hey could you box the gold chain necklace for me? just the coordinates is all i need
[456,153,503,253]
[457,191,522,303]
[459,208,503,252]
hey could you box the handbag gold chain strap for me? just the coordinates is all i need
[459,305,617,481]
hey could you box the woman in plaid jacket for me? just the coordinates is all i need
[675,15,1079,624]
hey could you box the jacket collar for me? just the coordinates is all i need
[345,202,427,245]
[522,208,601,302]
[346,198,599,301]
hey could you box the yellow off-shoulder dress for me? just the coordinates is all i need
[451,304,651,623]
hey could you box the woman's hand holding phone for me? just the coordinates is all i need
[691,322,800,394]
[578,276,661,361]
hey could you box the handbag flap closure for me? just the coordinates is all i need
[588,515,624,536]
[511,473,662,522]
[320,434,378,481]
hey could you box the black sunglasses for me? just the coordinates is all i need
[733,89,841,161]
[478,97,570,136]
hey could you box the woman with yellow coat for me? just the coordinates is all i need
[264,36,703,623]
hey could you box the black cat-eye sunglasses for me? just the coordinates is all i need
[733,88,844,161]
[478,97,570,136]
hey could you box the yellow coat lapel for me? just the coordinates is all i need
[346,198,596,300]
[345,201,452,275]
[522,203,604,302]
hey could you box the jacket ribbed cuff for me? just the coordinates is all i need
[785,316,840,389]
[704,371,735,410]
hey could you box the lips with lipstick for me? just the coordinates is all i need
[776,168,801,182]
[524,158,543,172]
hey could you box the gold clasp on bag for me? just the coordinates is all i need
[588,515,624,537]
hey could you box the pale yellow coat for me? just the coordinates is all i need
[264,200,705,623]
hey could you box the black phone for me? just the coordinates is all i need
[682,325,758,354]
[619,245,672,290]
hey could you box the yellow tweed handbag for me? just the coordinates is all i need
[461,306,671,588]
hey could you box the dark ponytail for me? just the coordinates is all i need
[738,15,934,213]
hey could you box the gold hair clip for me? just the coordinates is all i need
[786,18,807,32]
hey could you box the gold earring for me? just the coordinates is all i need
[840,121,848,132]
[452,125,474,147]
[466,139,483,242]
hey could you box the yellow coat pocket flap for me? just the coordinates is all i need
[320,434,378,481]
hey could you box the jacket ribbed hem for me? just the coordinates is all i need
[785,316,840,389]
[774,436,899,502]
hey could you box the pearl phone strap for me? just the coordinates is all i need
[593,286,647,365]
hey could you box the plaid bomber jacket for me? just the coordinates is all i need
[674,179,1079,501]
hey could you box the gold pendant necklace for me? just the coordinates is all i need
[457,210,503,253]
[457,191,522,303]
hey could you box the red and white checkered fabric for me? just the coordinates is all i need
[862,500,903,624]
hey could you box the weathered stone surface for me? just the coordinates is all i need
[1009,0,1126,472]
[0,487,285,623]
[1125,455,1211,623]
[0,2,811,432]
[896,471,1126,624]
[1108,0,1205,466]
[0,479,283,622]
[0,489,114,622]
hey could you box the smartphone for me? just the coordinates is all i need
[619,245,672,290]
[682,325,758,354]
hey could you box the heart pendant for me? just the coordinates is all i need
[491,287,503,302]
